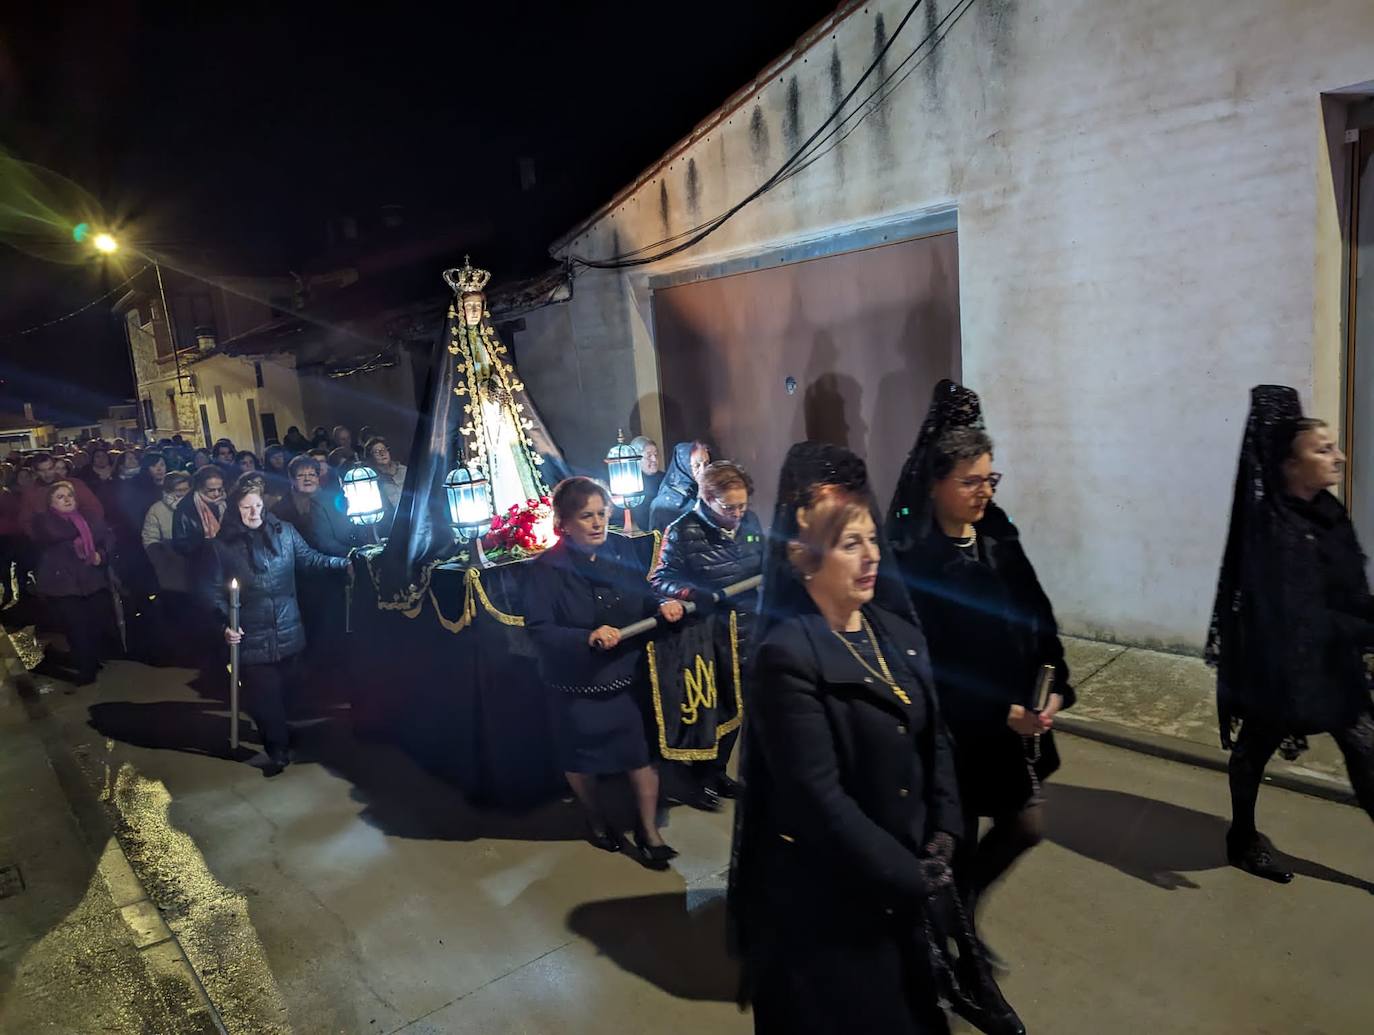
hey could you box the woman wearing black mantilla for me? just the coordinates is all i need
[729,442,1023,1035]
[888,381,1072,969]
[1207,385,1374,883]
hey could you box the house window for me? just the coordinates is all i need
[214,385,226,423]
[142,398,155,431]
[254,362,264,388]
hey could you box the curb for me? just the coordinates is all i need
[1056,713,1357,807]
[0,621,229,1034]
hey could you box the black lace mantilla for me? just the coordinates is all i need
[887,379,986,555]
[1206,385,1310,758]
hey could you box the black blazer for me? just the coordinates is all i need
[737,601,962,946]
[524,536,663,691]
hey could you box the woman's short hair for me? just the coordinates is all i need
[288,454,319,478]
[931,427,995,481]
[163,471,190,492]
[699,460,753,500]
[787,484,871,577]
[139,449,165,472]
[235,450,257,465]
[629,435,657,454]
[192,465,225,491]
[234,471,267,496]
[551,476,610,526]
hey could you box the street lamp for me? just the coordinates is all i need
[87,230,194,448]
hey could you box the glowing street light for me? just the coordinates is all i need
[92,232,119,254]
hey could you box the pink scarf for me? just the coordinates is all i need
[52,507,97,564]
[195,492,223,539]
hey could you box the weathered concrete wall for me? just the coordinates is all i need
[124,308,200,442]
[189,354,307,454]
[539,0,1374,651]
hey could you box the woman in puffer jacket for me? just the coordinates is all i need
[203,483,351,774]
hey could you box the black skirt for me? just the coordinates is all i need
[554,682,652,774]
[951,725,1059,817]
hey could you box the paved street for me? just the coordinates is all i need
[4,648,1374,1034]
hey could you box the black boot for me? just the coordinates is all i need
[1227,829,1293,884]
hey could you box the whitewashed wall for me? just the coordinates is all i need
[536,0,1374,651]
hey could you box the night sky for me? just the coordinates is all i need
[0,0,839,422]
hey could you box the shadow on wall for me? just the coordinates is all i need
[1044,783,1373,894]
[802,332,868,460]
[629,392,688,462]
[565,891,741,1002]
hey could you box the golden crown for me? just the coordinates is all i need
[444,255,491,295]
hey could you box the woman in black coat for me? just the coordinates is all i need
[1207,386,1374,882]
[890,385,1070,959]
[524,476,686,865]
[206,483,351,773]
[32,480,117,685]
[732,443,1018,1035]
[647,440,709,532]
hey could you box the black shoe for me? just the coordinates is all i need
[712,773,742,799]
[632,830,678,868]
[586,823,623,854]
[1227,830,1293,884]
[669,786,721,812]
[268,748,292,771]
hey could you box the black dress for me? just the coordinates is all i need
[524,537,663,774]
[900,503,1072,817]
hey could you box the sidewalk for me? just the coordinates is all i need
[0,632,222,1034]
[1059,637,1356,804]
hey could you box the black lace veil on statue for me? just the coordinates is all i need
[1205,384,1308,756]
[886,379,986,558]
[755,441,916,644]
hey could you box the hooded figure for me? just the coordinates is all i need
[729,441,1022,1035]
[648,441,706,532]
[1206,385,1374,882]
[885,380,1071,962]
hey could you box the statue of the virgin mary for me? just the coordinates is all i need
[442,257,556,516]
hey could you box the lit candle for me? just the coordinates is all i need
[228,578,241,750]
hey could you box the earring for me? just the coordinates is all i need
[802,573,813,582]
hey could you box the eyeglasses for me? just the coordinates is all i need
[711,501,749,515]
[203,486,226,498]
[954,472,1002,493]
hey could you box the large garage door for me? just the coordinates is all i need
[652,231,961,519]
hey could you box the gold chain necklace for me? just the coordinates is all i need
[831,615,912,705]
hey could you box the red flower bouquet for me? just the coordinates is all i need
[482,495,557,560]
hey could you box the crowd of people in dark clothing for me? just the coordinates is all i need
[0,423,403,772]
[6,377,1370,1035]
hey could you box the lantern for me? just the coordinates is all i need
[604,430,645,507]
[445,464,492,541]
[342,465,386,526]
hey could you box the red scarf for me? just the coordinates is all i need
[195,492,224,539]
[52,507,97,564]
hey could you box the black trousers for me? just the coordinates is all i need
[241,656,302,756]
[1229,714,1374,839]
[48,591,114,680]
